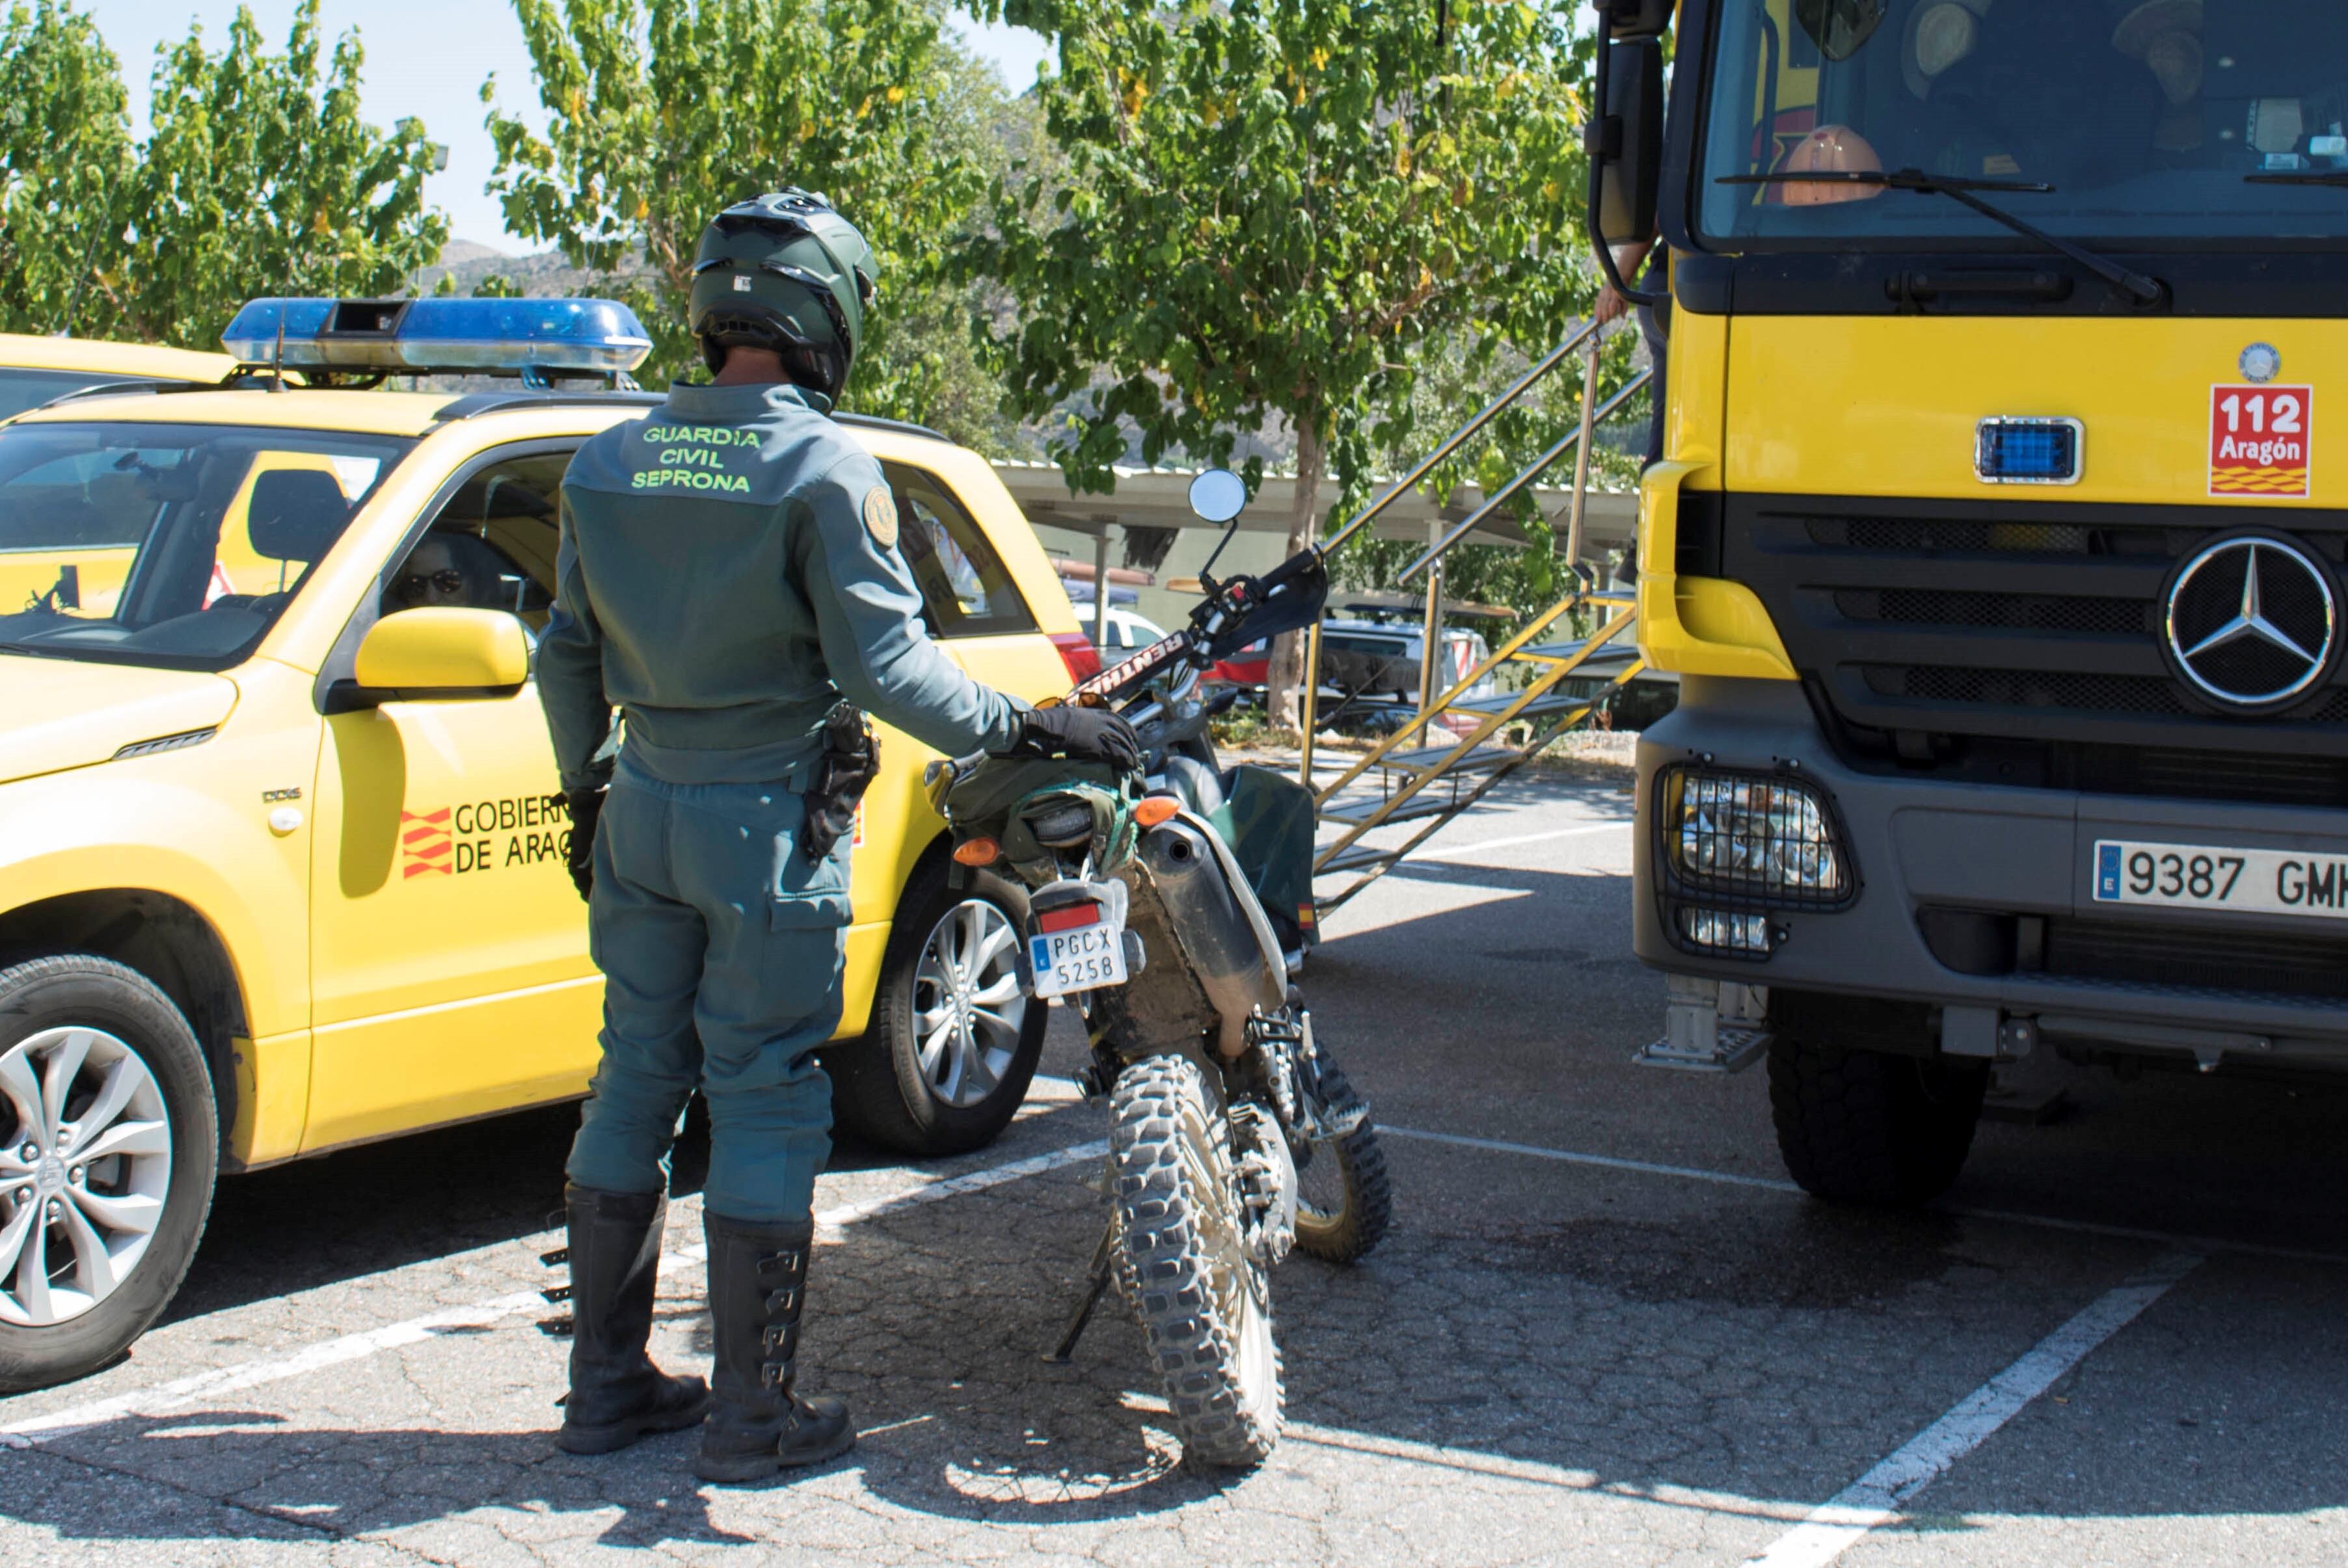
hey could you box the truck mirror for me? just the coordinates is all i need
[1596,0,1672,39]
[1591,36,1664,245]
[1794,0,1885,61]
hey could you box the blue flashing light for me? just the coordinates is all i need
[221,297,652,378]
[1975,418,2083,485]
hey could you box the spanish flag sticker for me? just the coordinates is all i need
[863,485,900,548]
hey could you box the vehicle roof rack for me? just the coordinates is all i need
[433,388,666,424]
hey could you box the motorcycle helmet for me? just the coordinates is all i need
[687,189,878,397]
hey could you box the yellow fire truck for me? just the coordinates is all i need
[1590,0,2348,1203]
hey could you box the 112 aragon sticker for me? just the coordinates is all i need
[2210,383,2313,499]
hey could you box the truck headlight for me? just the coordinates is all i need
[1674,907,1777,955]
[1656,766,1854,908]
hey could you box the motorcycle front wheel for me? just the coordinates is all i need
[1291,1056,1391,1264]
[1107,1052,1281,1468]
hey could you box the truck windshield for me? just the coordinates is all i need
[1697,0,2348,248]
[0,420,412,671]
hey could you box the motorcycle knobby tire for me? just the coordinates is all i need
[1107,1052,1282,1469]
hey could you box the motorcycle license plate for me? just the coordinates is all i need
[1029,902,1129,998]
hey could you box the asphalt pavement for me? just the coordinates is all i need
[2,763,2343,1565]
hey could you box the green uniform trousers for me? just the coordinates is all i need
[565,755,850,1222]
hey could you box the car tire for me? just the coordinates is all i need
[1766,1033,1986,1209]
[0,955,218,1393]
[829,855,1046,1157]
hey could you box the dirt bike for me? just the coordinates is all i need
[923,469,1390,1467]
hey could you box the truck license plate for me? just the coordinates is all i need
[1028,904,1129,998]
[2091,839,2348,919]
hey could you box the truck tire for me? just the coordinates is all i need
[1766,1034,1986,1208]
[1109,1052,1282,1468]
[0,955,219,1393]
[829,856,1045,1157]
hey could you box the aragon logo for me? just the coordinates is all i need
[401,794,573,880]
[400,808,454,878]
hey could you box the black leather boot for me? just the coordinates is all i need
[695,1211,856,1483]
[555,1184,711,1455]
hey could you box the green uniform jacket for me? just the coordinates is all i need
[539,381,1027,793]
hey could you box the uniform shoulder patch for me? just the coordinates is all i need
[862,485,900,550]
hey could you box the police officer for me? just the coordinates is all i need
[537,189,1138,1483]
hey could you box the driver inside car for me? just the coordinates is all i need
[384,530,512,615]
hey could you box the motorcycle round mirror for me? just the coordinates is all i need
[1187,468,1248,525]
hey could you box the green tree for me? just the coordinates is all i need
[485,0,1010,440]
[0,1,133,336]
[112,1,447,349]
[974,0,1600,725]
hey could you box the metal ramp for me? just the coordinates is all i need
[1298,318,1651,917]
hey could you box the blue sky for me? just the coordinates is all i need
[87,1,1052,249]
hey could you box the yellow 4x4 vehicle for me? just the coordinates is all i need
[0,298,1096,1390]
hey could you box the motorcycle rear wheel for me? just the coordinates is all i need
[1108,1052,1281,1468]
[1291,1059,1391,1264]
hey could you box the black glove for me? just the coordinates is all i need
[563,789,604,904]
[1011,704,1142,772]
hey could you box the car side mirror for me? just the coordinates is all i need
[351,607,529,700]
[1591,35,1664,245]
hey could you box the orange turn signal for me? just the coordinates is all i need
[1133,795,1181,828]
[952,836,1001,866]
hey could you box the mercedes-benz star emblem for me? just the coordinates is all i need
[2240,342,2282,384]
[2164,534,2338,710]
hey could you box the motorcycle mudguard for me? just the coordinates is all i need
[1206,765,1317,952]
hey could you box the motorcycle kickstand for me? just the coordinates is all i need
[1040,1221,1118,1365]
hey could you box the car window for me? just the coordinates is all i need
[0,420,412,670]
[383,452,566,630]
[885,464,1036,639]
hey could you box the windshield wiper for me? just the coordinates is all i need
[2246,170,2348,186]
[1718,167,2165,305]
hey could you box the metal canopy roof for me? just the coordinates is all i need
[991,461,1636,554]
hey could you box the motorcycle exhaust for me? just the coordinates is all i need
[1135,815,1288,1057]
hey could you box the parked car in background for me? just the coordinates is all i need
[0,334,237,422]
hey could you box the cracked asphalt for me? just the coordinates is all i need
[3,766,2345,1565]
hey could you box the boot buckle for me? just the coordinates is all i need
[764,1286,800,1316]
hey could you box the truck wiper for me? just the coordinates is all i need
[2245,170,2348,186]
[1718,167,2165,304]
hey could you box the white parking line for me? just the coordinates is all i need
[1743,1252,2204,1568]
[1380,1124,2348,1265]
[1,1138,1106,1448]
[1383,1124,1800,1193]
[1397,820,1636,860]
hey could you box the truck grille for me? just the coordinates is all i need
[2044,917,2348,1005]
[1727,494,2348,757]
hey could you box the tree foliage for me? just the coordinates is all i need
[116,2,448,347]
[0,0,445,349]
[973,0,1602,722]
[0,1,131,336]
[485,0,1010,440]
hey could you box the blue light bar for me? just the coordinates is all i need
[222,297,652,377]
[1975,418,2083,486]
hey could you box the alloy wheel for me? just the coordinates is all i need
[911,899,1029,1108]
[0,1027,174,1327]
